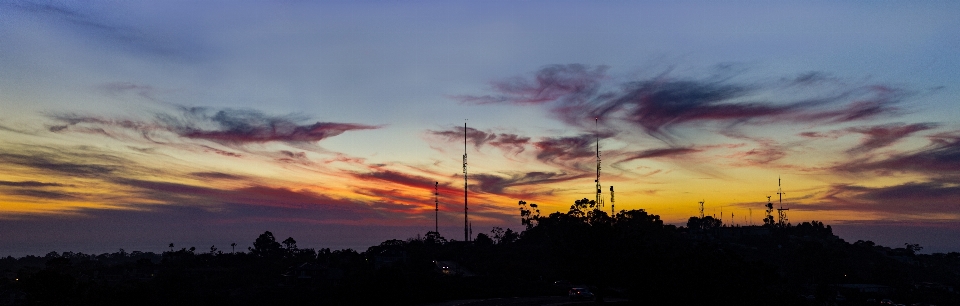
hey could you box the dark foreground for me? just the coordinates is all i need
[1,199,958,305]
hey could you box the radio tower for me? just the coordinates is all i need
[434,181,439,233]
[776,176,789,227]
[609,186,615,215]
[595,117,603,209]
[463,122,469,242]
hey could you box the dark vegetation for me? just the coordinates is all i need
[1,199,958,305]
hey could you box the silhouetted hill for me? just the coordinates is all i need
[1,199,958,305]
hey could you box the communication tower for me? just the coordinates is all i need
[463,122,469,241]
[434,181,439,234]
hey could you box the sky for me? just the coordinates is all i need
[1,1,959,256]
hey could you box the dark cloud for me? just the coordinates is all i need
[845,123,938,154]
[489,133,531,154]
[189,172,245,180]
[533,133,605,166]
[200,145,243,158]
[837,134,960,175]
[471,171,589,195]
[808,181,960,216]
[0,152,117,177]
[451,64,608,105]
[277,150,310,164]
[7,189,77,200]
[50,105,380,146]
[429,126,531,155]
[619,147,700,163]
[113,178,367,214]
[460,65,904,140]
[429,126,497,147]
[0,180,65,187]
[169,108,380,144]
[354,170,446,192]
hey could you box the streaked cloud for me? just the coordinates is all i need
[460,65,906,141]
[845,123,938,154]
[51,105,381,146]
[836,132,960,175]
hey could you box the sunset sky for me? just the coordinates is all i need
[2,1,959,256]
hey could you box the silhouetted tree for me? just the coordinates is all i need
[282,237,297,251]
[474,233,493,246]
[518,200,541,229]
[230,242,236,253]
[250,231,282,257]
[424,231,447,245]
[568,198,596,218]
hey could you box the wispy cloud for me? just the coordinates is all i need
[0,152,118,178]
[619,147,700,163]
[8,189,78,200]
[451,64,608,105]
[836,132,960,175]
[429,126,531,155]
[844,123,938,154]
[50,103,381,146]
[0,180,65,187]
[809,181,960,217]
[471,171,589,195]
[4,1,203,61]
[189,172,246,180]
[533,133,605,169]
[460,65,905,141]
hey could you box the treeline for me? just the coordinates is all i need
[1,198,958,305]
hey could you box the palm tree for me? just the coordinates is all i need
[168,243,174,252]
[230,242,236,253]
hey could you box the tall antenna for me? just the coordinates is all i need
[777,176,789,227]
[434,181,439,234]
[610,186,615,215]
[595,117,603,209]
[463,121,469,241]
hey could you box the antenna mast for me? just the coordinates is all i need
[434,182,439,234]
[463,122,469,242]
[777,176,789,227]
[595,117,603,209]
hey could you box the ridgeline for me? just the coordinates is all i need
[1,198,958,305]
